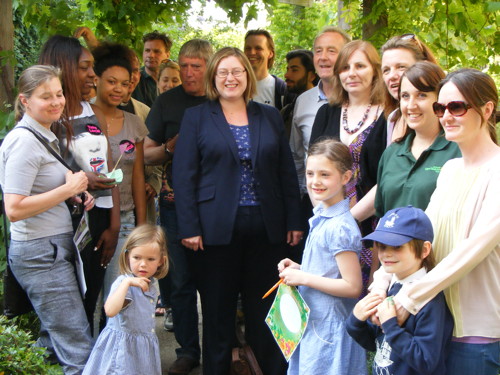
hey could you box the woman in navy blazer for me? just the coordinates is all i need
[173,47,302,375]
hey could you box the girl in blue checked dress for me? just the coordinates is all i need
[83,224,169,375]
[278,139,367,375]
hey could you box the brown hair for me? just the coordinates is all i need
[205,47,256,103]
[119,224,169,279]
[142,31,172,52]
[381,34,438,118]
[307,138,353,196]
[38,35,85,119]
[438,68,498,144]
[330,40,385,106]
[408,239,435,271]
[375,239,436,271]
[244,29,276,69]
[395,62,445,142]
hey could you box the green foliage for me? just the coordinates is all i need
[267,2,338,76]
[0,315,62,374]
[341,0,499,78]
[12,6,43,80]
[13,0,275,56]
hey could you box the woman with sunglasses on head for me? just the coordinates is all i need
[173,47,302,375]
[372,68,500,375]
[374,62,461,216]
[309,40,386,292]
[359,63,460,220]
[39,36,120,332]
[351,35,438,223]
[380,33,437,143]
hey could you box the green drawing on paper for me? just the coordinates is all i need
[265,284,310,361]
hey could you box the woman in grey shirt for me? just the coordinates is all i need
[0,65,94,375]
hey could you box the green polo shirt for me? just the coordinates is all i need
[375,131,461,217]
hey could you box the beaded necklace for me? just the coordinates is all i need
[342,102,372,135]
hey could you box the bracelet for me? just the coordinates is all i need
[164,143,172,155]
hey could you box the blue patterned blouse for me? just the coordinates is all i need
[228,124,259,206]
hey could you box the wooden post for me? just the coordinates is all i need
[0,0,15,110]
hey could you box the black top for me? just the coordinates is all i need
[131,67,158,107]
[146,85,207,144]
[309,103,387,199]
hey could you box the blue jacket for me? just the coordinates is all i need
[172,100,301,245]
[346,284,453,375]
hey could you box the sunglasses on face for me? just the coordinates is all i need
[432,101,472,118]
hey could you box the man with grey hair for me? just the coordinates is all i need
[290,27,351,195]
[145,39,214,375]
[289,27,351,258]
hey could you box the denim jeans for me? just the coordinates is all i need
[446,341,500,375]
[160,204,200,360]
[9,233,93,375]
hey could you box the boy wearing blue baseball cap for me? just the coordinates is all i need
[346,206,454,375]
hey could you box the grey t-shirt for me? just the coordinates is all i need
[0,115,73,240]
[109,111,149,212]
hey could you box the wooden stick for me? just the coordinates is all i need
[111,153,123,172]
[262,279,284,299]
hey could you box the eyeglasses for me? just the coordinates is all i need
[216,69,246,78]
[400,33,425,54]
[432,101,472,118]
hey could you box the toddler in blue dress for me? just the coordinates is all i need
[83,224,169,375]
[278,139,367,375]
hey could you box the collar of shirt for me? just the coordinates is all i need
[140,66,154,80]
[312,198,350,219]
[317,80,327,101]
[389,267,427,290]
[397,130,452,158]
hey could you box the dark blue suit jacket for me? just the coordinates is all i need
[173,100,301,246]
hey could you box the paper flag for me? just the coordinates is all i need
[265,284,310,361]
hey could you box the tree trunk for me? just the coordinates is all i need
[362,0,387,41]
[0,0,15,110]
[337,0,350,31]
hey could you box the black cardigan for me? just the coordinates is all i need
[309,103,387,200]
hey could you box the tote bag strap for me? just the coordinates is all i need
[16,126,75,172]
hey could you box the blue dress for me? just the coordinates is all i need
[83,275,161,375]
[288,199,367,375]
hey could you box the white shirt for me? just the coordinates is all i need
[289,82,328,194]
[253,74,275,107]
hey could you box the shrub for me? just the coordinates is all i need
[0,315,62,375]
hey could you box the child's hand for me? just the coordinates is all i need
[376,296,397,324]
[277,258,300,272]
[279,268,307,287]
[128,277,151,292]
[353,293,384,321]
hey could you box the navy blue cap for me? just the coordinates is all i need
[362,206,434,246]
